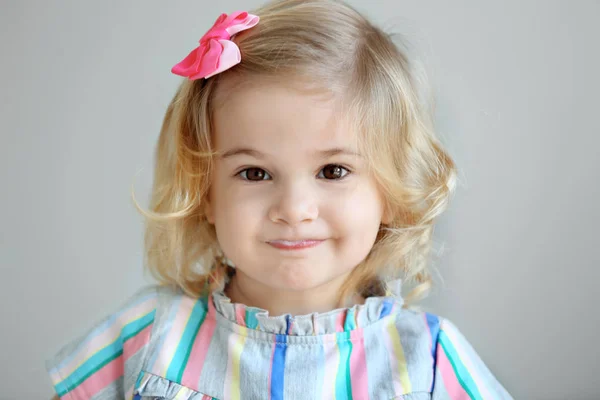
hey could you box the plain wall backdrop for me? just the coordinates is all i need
[1,1,598,399]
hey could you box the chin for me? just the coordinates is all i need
[269,272,320,292]
[266,264,343,293]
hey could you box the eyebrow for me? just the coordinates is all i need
[220,148,265,160]
[220,147,361,159]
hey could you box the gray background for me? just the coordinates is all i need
[1,1,598,399]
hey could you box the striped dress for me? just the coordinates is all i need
[46,284,512,399]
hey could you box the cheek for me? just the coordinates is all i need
[321,187,383,269]
[211,183,266,239]
[326,184,384,232]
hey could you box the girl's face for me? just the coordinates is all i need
[206,82,390,296]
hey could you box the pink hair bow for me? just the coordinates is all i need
[171,11,259,80]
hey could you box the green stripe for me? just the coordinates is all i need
[57,350,122,396]
[245,309,259,329]
[439,331,482,400]
[176,310,207,382]
[346,338,353,400]
[335,331,353,400]
[167,298,208,383]
[56,311,155,396]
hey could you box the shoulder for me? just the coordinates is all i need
[390,309,470,357]
[45,285,172,399]
[387,308,483,369]
[389,306,443,349]
[385,309,511,398]
[388,306,477,351]
[423,315,514,399]
[150,284,210,327]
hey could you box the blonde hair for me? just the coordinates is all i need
[132,0,457,308]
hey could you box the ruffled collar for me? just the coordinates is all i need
[210,286,404,336]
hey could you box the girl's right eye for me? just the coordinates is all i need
[237,168,272,181]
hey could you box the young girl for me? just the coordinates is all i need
[46,0,512,399]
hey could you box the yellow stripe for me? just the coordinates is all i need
[387,322,412,393]
[230,326,247,400]
[174,386,190,399]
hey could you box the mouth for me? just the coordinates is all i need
[267,239,325,250]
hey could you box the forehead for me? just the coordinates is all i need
[212,82,358,152]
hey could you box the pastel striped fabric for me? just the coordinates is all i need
[46,286,158,399]
[46,285,512,399]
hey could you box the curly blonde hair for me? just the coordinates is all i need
[132,0,457,308]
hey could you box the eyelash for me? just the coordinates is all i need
[235,164,352,182]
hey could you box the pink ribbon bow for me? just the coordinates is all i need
[171,11,259,80]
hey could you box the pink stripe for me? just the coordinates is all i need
[59,322,153,398]
[202,396,213,400]
[320,333,338,400]
[267,339,276,400]
[436,344,471,399]
[66,354,124,398]
[180,298,217,388]
[334,310,346,332]
[123,323,153,360]
[349,329,369,398]
[150,295,197,375]
[53,296,156,380]
[235,304,246,325]
[69,324,152,398]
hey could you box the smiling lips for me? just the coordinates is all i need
[267,239,324,250]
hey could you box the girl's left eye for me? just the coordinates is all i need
[317,164,350,180]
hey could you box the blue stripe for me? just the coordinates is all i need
[57,310,155,392]
[379,299,393,318]
[335,331,353,400]
[425,313,441,392]
[134,371,145,394]
[53,291,156,370]
[271,334,287,400]
[165,297,208,382]
[439,330,483,399]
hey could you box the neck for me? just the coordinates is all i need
[224,270,364,316]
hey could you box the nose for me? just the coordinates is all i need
[267,179,319,225]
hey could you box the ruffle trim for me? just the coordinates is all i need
[211,279,404,336]
[134,371,216,399]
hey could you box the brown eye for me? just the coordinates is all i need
[239,168,271,181]
[318,164,350,180]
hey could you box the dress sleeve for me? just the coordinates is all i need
[431,318,513,400]
[45,285,159,400]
